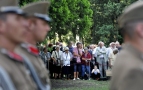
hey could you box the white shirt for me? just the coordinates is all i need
[92,69,100,75]
[98,48,104,58]
[106,47,112,57]
[107,47,117,58]
[92,48,97,57]
[109,52,117,66]
[61,52,72,66]
[51,50,63,60]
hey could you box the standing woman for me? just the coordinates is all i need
[51,45,63,79]
[81,47,91,80]
[61,47,73,80]
[41,48,49,65]
[73,42,83,80]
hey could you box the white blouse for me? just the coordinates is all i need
[92,69,100,75]
[61,52,72,66]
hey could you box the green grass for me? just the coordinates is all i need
[51,79,109,90]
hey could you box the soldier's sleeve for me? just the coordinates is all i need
[119,69,143,90]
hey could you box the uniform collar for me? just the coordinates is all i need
[0,48,23,62]
[21,43,39,56]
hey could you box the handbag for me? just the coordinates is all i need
[54,51,61,66]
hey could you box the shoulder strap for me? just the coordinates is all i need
[23,56,50,90]
[0,66,16,90]
[54,51,58,59]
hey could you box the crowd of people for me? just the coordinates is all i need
[0,0,142,89]
[39,41,122,80]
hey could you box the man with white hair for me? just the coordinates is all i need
[107,42,117,58]
[91,44,97,65]
[115,41,122,51]
[106,42,118,69]
[96,41,107,78]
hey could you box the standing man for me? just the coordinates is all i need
[115,41,122,51]
[67,41,74,54]
[0,0,38,89]
[96,41,107,78]
[110,1,143,90]
[15,1,51,89]
[106,42,117,69]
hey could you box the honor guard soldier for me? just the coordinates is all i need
[0,0,38,90]
[15,1,51,89]
[110,1,143,90]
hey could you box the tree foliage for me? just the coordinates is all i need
[20,0,138,45]
[90,0,138,45]
[49,0,93,44]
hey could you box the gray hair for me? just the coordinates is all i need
[98,41,102,45]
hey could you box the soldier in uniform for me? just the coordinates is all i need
[15,1,51,89]
[0,0,38,90]
[110,1,143,90]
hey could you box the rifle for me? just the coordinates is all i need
[0,66,16,90]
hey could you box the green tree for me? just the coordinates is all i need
[49,0,93,45]
[19,0,38,6]
[90,0,137,45]
[49,0,71,42]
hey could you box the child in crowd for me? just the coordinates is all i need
[91,65,100,80]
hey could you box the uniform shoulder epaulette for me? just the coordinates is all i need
[1,48,23,62]
[21,43,39,56]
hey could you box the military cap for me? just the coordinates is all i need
[22,1,51,22]
[0,0,24,15]
[118,1,143,28]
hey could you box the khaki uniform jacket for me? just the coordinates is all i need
[110,43,143,90]
[15,44,50,87]
[0,48,37,90]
